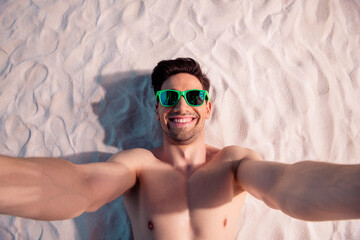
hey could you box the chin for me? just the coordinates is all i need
[169,137,196,145]
[167,130,202,145]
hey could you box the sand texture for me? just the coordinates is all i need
[1,0,360,239]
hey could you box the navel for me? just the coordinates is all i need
[148,220,154,230]
[223,218,227,227]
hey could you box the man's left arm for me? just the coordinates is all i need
[236,157,360,221]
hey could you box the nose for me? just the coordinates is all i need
[173,96,190,112]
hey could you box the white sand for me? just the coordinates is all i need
[1,0,360,239]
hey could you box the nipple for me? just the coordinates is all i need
[148,221,154,230]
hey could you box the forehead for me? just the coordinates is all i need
[161,73,203,90]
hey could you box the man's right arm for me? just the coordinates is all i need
[0,149,145,221]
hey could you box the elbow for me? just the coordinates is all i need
[83,187,103,214]
[268,184,319,221]
[273,195,334,221]
[85,201,103,213]
[276,199,312,221]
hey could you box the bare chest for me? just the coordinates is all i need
[123,161,245,239]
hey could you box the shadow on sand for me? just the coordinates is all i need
[69,71,162,240]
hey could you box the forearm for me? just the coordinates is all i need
[238,160,360,221]
[274,161,360,221]
[0,155,91,220]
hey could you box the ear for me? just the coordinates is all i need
[156,103,160,121]
[205,101,211,119]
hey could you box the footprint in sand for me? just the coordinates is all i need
[16,62,48,119]
[11,28,59,64]
[4,115,31,154]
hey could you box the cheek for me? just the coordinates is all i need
[157,108,171,121]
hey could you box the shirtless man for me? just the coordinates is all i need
[1,58,360,240]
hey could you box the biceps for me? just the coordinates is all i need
[237,160,287,208]
[83,162,137,212]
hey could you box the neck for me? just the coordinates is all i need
[160,133,207,175]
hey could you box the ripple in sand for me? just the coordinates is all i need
[0,0,31,29]
[97,7,122,32]
[45,116,74,156]
[121,1,145,22]
[64,45,92,74]
[11,28,59,64]
[339,1,360,33]
[129,32,153,51]
[212,42,243,70]
[148,19,170,43]
[16,62,48,118]
[0,226,15,240]
[0,49,10,76]
[32,0,56,8]
[254,47,280,69]
[172,20,196,43]
[4,115,31,154]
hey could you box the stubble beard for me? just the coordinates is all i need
[161,117,204,145]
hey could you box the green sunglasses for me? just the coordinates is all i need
[156,89,209,107]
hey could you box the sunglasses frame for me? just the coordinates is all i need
[156,89,209,107]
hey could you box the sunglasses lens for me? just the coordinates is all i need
[160,91,179,106]
[186,90,205,106]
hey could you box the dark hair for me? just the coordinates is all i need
[151,58,210,94]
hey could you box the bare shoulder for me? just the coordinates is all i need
[218,145,263,161]
[110,148,155,161]
[107,148,157,172]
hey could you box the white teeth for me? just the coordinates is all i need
[172,118,192,123]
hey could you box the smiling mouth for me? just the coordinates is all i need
[168,116,197,126]
[170,117,194,123]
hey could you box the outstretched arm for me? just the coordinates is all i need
[0,149,145,221]
[237,158,360,221]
